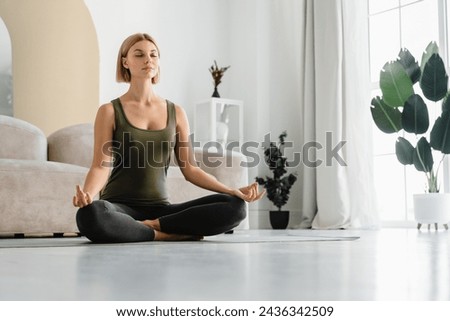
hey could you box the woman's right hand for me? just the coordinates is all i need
[232,182,265,203]
[73,185,93,208]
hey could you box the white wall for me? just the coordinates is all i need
[84,0,231,124]
[228,0,304,227]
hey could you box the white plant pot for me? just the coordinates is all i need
[413,193,450,229]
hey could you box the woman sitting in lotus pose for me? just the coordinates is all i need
[73,33,264,242]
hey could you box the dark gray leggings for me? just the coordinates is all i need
[76,194,246,243]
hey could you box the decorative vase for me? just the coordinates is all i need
[413,193,450,230]
[269,210,289,229]
[212,87,220,98]
[216,121,229,146]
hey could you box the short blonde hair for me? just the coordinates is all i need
[116,33,161,84]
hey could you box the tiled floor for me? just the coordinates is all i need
[0,228,449,301]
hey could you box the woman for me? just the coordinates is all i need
[73,33,264,242]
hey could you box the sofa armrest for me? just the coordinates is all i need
[167,148,249,229]
[193,148,249,189]
[0,159,88,235]
[0,115,47,161]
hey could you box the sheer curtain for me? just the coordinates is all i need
[296,0,379,229]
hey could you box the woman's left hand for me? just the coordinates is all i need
[233,182,265,202]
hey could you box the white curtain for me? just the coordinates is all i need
[296,0,379,229]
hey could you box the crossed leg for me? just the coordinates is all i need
[76,194,246,243]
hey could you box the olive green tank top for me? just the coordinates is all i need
[100,98,176,206]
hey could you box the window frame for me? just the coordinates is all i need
[368,0,450,227]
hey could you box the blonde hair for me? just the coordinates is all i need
[116,33,160,84]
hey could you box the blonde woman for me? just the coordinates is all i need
[73,33,264,242]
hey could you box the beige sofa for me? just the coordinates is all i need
[0,115,248,236]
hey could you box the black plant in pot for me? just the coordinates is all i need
[255,131,297,229]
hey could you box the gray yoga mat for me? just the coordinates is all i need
[0,231,359,248]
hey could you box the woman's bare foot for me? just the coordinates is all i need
[154,230,203,241]
[141,220,202,241]
[142,219,161,231]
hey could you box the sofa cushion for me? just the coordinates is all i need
[48,123,94,168]
[0,115,47,161]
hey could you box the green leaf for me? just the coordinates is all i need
[420,41,439,74]
[395,137,414,165]
[413,137,433,172]
[380,61,414,107]
[401,94,429,134]
[397,48,421,84]
[430,110,450,153]
[420,53,448,101]
[370,96,402,133]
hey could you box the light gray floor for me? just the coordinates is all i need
[0,228,449,301]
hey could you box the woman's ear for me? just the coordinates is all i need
[122,57,128,69]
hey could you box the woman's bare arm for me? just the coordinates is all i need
[73,104,115,207]
[174,105,264,202]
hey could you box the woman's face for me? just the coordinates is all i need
[123,40,159,81]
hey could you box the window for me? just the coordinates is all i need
[368,0,449,225]
[0,17,12,116]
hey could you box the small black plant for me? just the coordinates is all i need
[255,131,297,211]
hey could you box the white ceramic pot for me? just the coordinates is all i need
[413,193,450,226]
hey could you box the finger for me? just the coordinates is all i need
[237,190,251,202]
[81,196,88,207]
[251,186,256,199]
[255,189,266,201]
[244,187,251,199]
[73,196,85,208]
[76,185,84,200]
[246,188,265,202]
[251,184,258,198]
[77,185,87,196]
[78,192,87,207]
[239,185,249,194]
[255,184,263,195]
[86,192,93,205]
[77,186,89,206]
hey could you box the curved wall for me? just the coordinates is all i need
[0,0,99,135]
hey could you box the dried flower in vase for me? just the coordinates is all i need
[209,60,230,98]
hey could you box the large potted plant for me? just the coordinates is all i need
[255,131,297,229]
[370,41,450,230]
